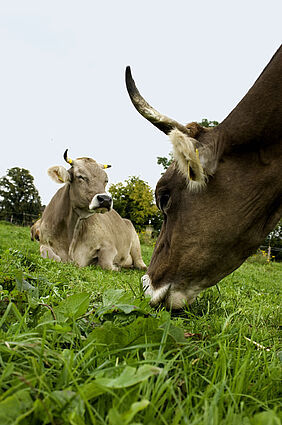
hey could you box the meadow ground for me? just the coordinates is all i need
[0,221,281,425]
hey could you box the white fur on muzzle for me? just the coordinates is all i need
[142,274,202,309]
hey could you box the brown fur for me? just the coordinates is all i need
[127,46,282,308]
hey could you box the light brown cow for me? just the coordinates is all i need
[39,151,146,270]
[30,218,41,241]
[126,46,282,308]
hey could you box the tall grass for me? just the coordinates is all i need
[0,221,281,425]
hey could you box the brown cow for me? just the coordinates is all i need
[39,151,146,270]
[126,46,282,308]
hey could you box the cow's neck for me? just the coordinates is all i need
[69,207,95,261]
[220,47,282,148]
[48,185,80,247]
[68,215,83,261]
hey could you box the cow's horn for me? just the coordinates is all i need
[125,66,192,137]
[63,149,73,165]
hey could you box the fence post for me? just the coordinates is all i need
[267,243,271,262]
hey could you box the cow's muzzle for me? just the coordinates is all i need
[96,194,112,210]
[142,274,201,309]
[89,193,113,213]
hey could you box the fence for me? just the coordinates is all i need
[0,212,41,226]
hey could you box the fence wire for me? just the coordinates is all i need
[0,212,41,226]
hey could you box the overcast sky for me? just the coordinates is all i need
[0,1,281,204]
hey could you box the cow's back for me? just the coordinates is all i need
[39,186,72,262]
[71,209,146,269]
[84,209,135,253]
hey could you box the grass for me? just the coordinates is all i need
[0,220,281,425]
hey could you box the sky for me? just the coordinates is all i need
[0,0,281,204]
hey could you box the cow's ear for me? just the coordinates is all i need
[169,128,210,191]
[47,166,70,184]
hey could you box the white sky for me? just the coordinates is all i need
[0,0,281,204]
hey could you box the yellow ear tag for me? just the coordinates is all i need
[187,160,191,180]
[58,176,64,182]
[195,148,199,160]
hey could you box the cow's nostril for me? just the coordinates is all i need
[97,194,111,203]
[96,194,112,210]
[97,195,104,203]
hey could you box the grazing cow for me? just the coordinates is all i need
[39,151,146,270]
[126,46,282,308]
[30,218,41,241]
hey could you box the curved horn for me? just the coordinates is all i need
[63,149,73,165]
[125,66,192,136]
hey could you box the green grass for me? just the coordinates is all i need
[0,221,281,425]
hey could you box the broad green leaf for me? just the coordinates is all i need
[85,317,163,352]
[109,400,150,425]
[53,323,72,332]
[160,322,186,343]
[102,288,127,305]
[100,303,142,315]
[121,399,150,424]
[56,292,90,320]
[0,389,33,425]
[15,273,39,298]
[97,288,150,317]
[50,390,85,423]
[96,365,161,388]
[250,411,281,425]
[39,292,90,326]
[108,402,149,425]
[86,321,129,350]
[86,316,185,352]
[108,408,124,425]
[82,365,161,400]
[34,390,85,425]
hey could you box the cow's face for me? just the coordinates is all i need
[143,135,282,309]
[125,58,282,309]
[48,156,112,218]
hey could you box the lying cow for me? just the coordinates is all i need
[126,46,282,308]
[39,151,146,270]
[30,218,41,241]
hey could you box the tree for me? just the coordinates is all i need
[0,167,42,225]
[157,152,174,173]
[199,118,219,128]
[157,119,219,172]
[109,176,159,231]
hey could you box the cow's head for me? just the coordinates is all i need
[126,47,282,309]
[48,151,113,218]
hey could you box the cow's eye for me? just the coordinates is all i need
[158,192,170,212]
[77,175,85,181]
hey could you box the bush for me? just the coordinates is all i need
[109,176,160,232]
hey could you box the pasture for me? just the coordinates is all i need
[0,221,281,425]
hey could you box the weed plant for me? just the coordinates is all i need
[0,221,281,424]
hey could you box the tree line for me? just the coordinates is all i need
[0,167,162,233]
[2,164,280,259]
[0,167,42,225]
